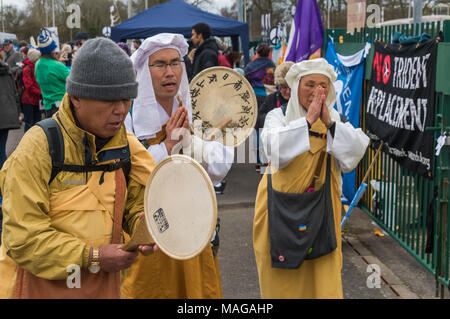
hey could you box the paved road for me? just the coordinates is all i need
[217,205,396,299]
[216,163,394,299]
[5,124,24,158]
[5,125,447,299]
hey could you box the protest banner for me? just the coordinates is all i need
[366,39,438,177]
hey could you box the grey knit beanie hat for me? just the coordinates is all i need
[66,37,138,100]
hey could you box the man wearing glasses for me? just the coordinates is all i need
[123,33,233,299]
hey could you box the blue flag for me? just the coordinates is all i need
[325,39,370,203]
[285,0,324,62]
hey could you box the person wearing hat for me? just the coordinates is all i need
[75,32,89,49]
[256,61,294,131]
[253,58,369,298]
[2,39,22,76]
[122,33,233,299]
[0,37,157,299]
[255,61,294,170]
[35,33,71,118]
[21,48,42,132]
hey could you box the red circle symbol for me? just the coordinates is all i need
[382,55,391,85]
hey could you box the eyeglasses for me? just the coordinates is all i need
[279,85,290,91]
[148,60,184,71]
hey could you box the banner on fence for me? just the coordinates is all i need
[326,40,370,203]
[366,39,438,177]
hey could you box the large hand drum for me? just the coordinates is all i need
[123,154,217,260]
[190,66,258,147]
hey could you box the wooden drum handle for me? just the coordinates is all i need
[122,218,155,251]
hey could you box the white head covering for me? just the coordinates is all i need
[284,58,340,124]
[130,33,191,140]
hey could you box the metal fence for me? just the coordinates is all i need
[325,20,450,297]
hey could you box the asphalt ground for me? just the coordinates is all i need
[217,161,448,299]
[5,124,449,299]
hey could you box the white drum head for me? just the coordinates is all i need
[190,66,258,147]
[144,155,217,260]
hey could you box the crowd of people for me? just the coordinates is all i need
[0,21,368,299]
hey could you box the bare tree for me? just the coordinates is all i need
[220,2,238,20]
[6,0,450,43]
[130,0,212,15]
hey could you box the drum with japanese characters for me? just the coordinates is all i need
[189,66,258,147]
[122,154,217,260]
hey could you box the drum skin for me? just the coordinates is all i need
[189,66,258,147]
[143,155,218,260]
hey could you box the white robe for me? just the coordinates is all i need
[125,99,233,185]
[260,107,369,175]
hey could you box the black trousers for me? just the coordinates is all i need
[22,104,42,132]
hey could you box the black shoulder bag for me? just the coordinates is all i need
[267,153,337,269]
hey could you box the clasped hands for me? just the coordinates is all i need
[164,105,192,155]
[305,86,333,128]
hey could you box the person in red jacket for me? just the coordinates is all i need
[218,52,232,68]
[21,49,42,132]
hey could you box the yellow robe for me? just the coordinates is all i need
[0,94,154,298]
[253,120,343,299]
[121,125,222,299]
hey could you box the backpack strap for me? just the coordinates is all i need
[36,118,131,185]
[36,118,65,184]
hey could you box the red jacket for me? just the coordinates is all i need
[218,53,232,68]
[21,59,42,106]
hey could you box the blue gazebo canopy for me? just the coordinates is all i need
[111,0,250,64]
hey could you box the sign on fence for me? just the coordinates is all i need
[366,39,438,177]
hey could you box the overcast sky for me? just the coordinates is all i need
[2,0,230,14]
[3,0,26,10]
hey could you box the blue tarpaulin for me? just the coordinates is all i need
[325,39,370,204]
[111,0,250,64]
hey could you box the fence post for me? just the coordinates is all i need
[444,20,450,42]
[435,19,450,298]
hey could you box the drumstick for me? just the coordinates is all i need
[176,95,183,107]
[205,117,232,141]
[216,117,233,131]
[176,95,192,134]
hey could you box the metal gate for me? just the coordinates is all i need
[324,20,450,297]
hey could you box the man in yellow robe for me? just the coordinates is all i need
[122,33,233,298]
[253,58,369,299]
[0,38,157,299]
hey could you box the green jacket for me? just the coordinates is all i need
[35,56,70,111]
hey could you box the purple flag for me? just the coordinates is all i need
[285,0,324,62]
